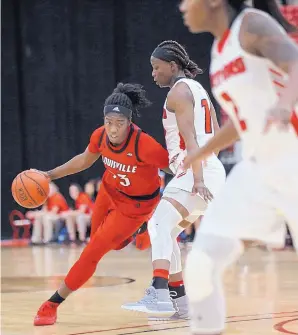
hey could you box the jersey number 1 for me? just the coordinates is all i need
[201,99,212,134]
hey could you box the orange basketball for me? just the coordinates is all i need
[11,170,50,208]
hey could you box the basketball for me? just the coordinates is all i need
[11,170,50,208]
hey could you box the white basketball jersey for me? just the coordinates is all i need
[163,78,218,166]
[210,8,298,169]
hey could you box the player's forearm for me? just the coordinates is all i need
[47,154,93,180]
[194,120,239,161]
[185,138,204,181]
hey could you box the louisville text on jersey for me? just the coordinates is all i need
[102,156,137,173]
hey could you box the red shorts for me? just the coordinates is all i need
[90,184,160,238]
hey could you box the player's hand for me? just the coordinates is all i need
[192,180,213,202]
[183,149,205,170]
[263,106,292,134]
[30,169,51,180]
[135,222,151,250]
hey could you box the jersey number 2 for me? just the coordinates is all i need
[201,99,212,134]
[221,92,247,131]
[117,174,131,187]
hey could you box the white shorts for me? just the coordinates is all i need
[166,156,226,196]
[199,159,298,250]
[163,157,226,219]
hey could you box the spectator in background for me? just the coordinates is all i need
[27,183,69,244]
[84,178,101,200]
[63,183,94,243]
[84,180,96,200]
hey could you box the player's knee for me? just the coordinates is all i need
[185,233,244,301]
[148,200,183,262]
[184,210,202,224]
[193,233,244,272]
[148,199,182,239]
[80,236,113,263]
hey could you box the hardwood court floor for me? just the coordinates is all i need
[1,244,298,335]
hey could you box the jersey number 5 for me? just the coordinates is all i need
[117,174,131,187]
[201,99,212,134]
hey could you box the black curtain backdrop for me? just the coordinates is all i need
[2,0,217,238]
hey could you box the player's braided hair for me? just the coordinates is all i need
[155,40,203,79]
[104,83,151,118]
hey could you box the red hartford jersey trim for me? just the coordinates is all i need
[211,57,246,88]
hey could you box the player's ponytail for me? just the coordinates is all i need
[185,59,203,79]
[252,0,296,33]
[113,83,151,112]
[104,83,151,118]
[152,40,203,79]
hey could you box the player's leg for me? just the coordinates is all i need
[122,188,206,315]
[34,190,112,326]
[185,160,278,334]
[166,163,226,308]
[34,207,145,326]
[168,223,190,319]
[144,167,226,317]
[64,209,143,291]
[121,165,226,316]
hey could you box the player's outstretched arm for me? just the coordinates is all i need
[183,119,239,169]
[47,148,100,180]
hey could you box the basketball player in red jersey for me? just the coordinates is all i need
[179,0,298,334]
[122,41,225,319]
[33,83,169,326]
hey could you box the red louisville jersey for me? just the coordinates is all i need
[88,124,169,198]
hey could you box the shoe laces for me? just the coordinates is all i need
[138,287,157,303]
